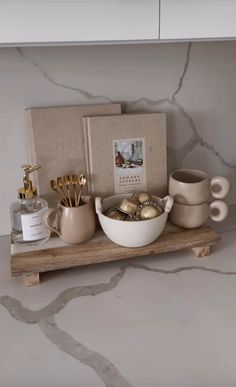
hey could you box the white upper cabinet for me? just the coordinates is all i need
[2,1,235,45]
[0,0,159,45]
[160,0,236,40]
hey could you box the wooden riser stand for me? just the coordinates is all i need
[11,223,221,286]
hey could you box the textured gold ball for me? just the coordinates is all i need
[131,191,152,203]
[118,198,140,215]
[139,205,162,220]
[106,208,125,220]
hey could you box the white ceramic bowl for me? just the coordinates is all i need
[95,194,173,248]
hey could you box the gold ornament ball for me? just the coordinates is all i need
[118,198,140,215]
[131,191,152,203]
[139,205,162,220]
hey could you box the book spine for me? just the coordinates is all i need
[82,117,93,195]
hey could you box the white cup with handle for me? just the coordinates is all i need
[169,169,230,205]
[170,200,229,229]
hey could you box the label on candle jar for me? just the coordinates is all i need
[113,137,147,194]
[21,208,48,241]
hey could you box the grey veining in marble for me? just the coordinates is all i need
[39,316,132,387]
[1,41,236,234]
[16,42,236,189]
[172,43,192,101]
[2,259,236,387]
[17,47,113,103]
[2,262,236,324]
[1,40,236,385]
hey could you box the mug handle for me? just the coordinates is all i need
[209,200,229,222]
[44,208,62,237]
[210,176,231,199]
[161,195,174,213]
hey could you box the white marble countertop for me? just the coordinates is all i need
[0,208,236,387]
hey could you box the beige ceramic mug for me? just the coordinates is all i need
[170,200,229,229]
[44,196,96,244]
[169,169,230,205]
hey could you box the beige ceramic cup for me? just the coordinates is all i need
[169,169,230,205]
[170,200,229,229]
[44,196,96,244]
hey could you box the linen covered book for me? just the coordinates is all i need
[26,104,121,201]
[83,112,167,197]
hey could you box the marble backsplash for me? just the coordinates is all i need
[0,41,235,235]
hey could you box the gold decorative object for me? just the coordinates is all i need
[63,175,73,207]
[70,175,79,207]
[50,180,68,206]
[104,191,164,222]
[105,208,125,221]
[50,174,87,208]
[18,164,41,199]
[136,202,163,220]
[57,177,69,206]
[77,174,87,206]
[118,197,140,215]
[131,191,152,203]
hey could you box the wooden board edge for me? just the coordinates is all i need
[10,226,222,277]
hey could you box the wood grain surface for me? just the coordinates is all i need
[11,225,221,278]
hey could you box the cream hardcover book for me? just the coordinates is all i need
[83,112,167,197]
[26,104,121,202]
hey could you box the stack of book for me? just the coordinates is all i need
[27,103,167,200]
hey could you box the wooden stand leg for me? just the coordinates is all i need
[24,272,40,286]
[191,245,211,258]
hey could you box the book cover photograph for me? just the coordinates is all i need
[113,137,147,194]
[83,112,167,197]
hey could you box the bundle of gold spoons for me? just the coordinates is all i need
[50,174,87,207]
[57,177,69,206]
[50,180,68,206]
[63,175,72,207]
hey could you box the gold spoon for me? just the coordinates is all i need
[63,175,73,207]
[77,174,87,206]
[70,174,79,207]
[50,180,68,206]
[57,177,69,207]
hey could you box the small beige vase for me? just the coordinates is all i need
[44,196,96,244]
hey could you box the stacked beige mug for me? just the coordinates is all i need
[169,169,230,229]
